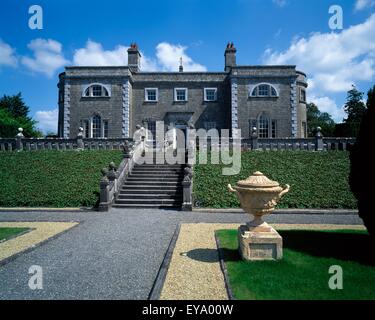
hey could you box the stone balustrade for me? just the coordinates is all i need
[0,128,132,152]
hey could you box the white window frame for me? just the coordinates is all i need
[204,88,218,102]
[82,83,111,98]
[174,88,188,102]
[250,83,279,98]
[145,88,158,102]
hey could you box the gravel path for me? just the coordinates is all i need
[0,208,364,300]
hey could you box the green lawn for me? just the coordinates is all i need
[216,229,375,300]
[194,151,356,209]
[0,150,123,207]
[0,227,30,242]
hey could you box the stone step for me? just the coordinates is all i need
[112,203,181,209]
[126,177,182,182]
[129,172,183,177]
[115,198,182,205]
[131,169,184,174]
[119,189,182,194]
[123,181,182,186]
[117,193,182,199]
[134,165,184,169]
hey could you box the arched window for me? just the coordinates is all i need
[84,84,110,97]
[258,114,269,138]
[250,83,278,97]
[92,115,102,138]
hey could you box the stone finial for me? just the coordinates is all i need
[315,126,322,137]
[16,127,24,138]
[100,168,109,182]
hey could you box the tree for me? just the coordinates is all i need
[349,84,375,236]
[0,93,41,137]
[306,103,336,137]
[342,85,367,137]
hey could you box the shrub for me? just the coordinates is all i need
[0,150,123,207]
[193,151,356,209]
[350,85,375,236]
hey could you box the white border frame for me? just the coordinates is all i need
[174,88,188,102]
[204,88,218,102]
[144,88,159,102]
[82,83,111,98]
[249,83,279,97]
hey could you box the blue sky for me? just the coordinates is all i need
[1,0,375,133]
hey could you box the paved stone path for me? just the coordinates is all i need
[0,209,363,300]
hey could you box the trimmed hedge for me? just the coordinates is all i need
[0,150,123,207]
[193,151,357,209]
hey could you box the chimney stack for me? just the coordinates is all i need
[179,57,184,72]
[127,43,141,72]
[224,42,236,72]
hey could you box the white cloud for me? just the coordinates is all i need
[355,0,375,11]
[0,39,17,67]
[72,40,206,72]
[35,109,58,133]
[263,14,375,121]
[263,14,375,94]
[272,0,288,7]
[21,39,69,78]
[73,40,128,66]
[155,42,207,72]
[309,95,346,123]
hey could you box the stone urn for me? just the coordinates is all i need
[228,171,290,260]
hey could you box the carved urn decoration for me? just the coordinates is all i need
[228,171,290,261]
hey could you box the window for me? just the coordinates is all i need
[174,88,188,102]
[103,120,109,138]
[300,89,306,102]
[258,114,269,138]
[83,120,89,138]
[146,121,156,140]
[84,84,110,97]
[92,115,102,138]
[204,122,217,130]
[250,83,278,98]
[145,88,158,102]
[258,85,269,97]
[204,88,217,102]
[271,120,277,138]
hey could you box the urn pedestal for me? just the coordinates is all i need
[228,171,289,261]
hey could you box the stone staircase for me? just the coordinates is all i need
[113,163,184,209]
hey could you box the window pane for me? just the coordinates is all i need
[92,115,102,138]
[271,120,277,138]
[176,89,186,101]
[147,121,156,139]
[301,90,306,102]
[103,120,109,138]
[205,89,216,101]
[258,85,269,96]
[204,122,216,130]
[92,85,102,97]
[147,89,157,101]
[258,115,269,138]
[251,87,257,97]
[271,87,277,96]
[83,120,89,138]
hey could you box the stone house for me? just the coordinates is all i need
[57,43,307,139]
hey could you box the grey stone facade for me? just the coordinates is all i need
[57,43,307,139]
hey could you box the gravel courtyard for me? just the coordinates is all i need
[0,208,363,300]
